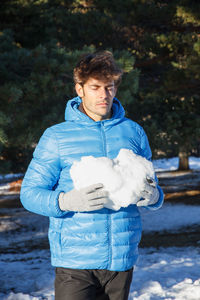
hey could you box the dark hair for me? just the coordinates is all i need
[73,51,123,86]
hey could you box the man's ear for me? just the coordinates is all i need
[75,83,84,98]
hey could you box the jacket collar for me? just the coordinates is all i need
[65,96,125,126]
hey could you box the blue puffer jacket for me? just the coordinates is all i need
[20,97,164,271]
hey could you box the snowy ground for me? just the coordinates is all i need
[152,156,200,172]
[0,156,200,300]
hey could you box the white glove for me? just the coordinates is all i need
[58,183,108,212]
[137,177,160,207]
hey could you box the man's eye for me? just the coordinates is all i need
[107,87,114,91]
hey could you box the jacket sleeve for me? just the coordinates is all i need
[20,127,67,217]
[140,128,164,210]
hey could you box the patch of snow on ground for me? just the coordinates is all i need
[1,247,200,300]
[1,203,200,299]
[129,247,200,300]
[153,156,200,172]
[140,203,200,233]
[0,173,23,181]
[0,250,54,299]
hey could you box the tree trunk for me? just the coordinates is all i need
[178,149,189,170]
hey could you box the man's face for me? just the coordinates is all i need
[75,77,117,121]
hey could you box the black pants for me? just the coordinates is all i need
[54,267,133,300]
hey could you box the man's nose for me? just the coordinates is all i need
[99,87,108,98]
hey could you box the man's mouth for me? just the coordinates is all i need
[97,102,109,107]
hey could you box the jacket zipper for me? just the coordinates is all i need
[100,122,112,269]
[100,122,107,157]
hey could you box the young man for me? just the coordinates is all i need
[20,51,164,300]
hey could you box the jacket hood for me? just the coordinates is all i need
[65,96,125,126]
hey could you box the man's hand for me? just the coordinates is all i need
[58,183,108,212]
[137,177,159,207]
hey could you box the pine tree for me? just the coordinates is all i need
[133,1,200,169]
[0,30,75,172]
[1,0,200,171]
[0,30,139,172]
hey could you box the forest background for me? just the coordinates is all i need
[0,0,200,174]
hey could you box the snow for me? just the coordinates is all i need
[153,156,200,172]
[70,149,155,210]
[0,173,23,181]
[1,245,200,300]
[0,155,200,299]
[140,203,200,233]
[129,247,200,300]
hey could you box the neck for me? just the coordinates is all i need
[79,103,96,121]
